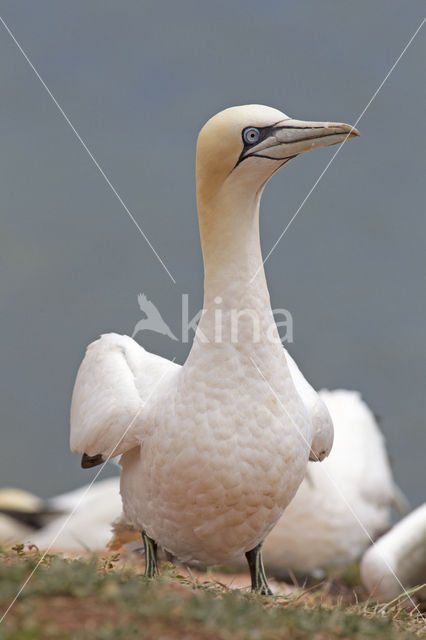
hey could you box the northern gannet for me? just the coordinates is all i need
[70,105,358,593]
[361,503,426,602]
[27,391,399,565]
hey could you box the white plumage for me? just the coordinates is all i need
[70,105,358,574]
[27,478,122,552]
[70,347,333,559]
[263,389,400,575]
[361,503,426,601]
[0,516,33,544]
[31,390,399,570]
[72,335,316,566]
[70,333,180,460]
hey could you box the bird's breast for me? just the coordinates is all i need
[120,347,311,564]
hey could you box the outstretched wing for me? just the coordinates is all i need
[285,349,334,461]
[70,333,180,464]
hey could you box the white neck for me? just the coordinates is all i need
[201,187,266,289]
[193,182,279,346]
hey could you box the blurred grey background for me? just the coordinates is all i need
[0,1,425,507]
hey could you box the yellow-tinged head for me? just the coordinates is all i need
[196,104,359,207]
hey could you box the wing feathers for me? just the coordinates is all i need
[81,453,104,468]
[70,333,178,461]
[285,349,334,461]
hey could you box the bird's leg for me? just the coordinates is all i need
[142,530,158,578]
[245,542,272,595]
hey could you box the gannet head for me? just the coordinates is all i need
[0,488,44,513]
[196,104,359,205]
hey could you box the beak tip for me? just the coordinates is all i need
[346,125,360,138]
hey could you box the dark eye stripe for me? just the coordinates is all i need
[241,125,275,149]
[233,124,277,170]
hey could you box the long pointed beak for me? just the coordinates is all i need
[242,118,359,161]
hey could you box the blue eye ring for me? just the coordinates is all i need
[242,127,260,145]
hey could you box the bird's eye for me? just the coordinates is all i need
[242,127,260,145]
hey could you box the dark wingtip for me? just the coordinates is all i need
[81,453,104,469]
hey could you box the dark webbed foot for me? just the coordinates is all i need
[245,542,273,595]
[142,530,158,578]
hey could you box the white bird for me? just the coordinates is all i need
[70,105,358,593]
[28,390,401,567]
[262,388,403,576]
[132,293,178,341]
[27,478,122,552]
[361,503,426,602]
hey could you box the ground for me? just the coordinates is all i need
[0,547,424,639]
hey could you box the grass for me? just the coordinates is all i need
[0,547,424,639]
